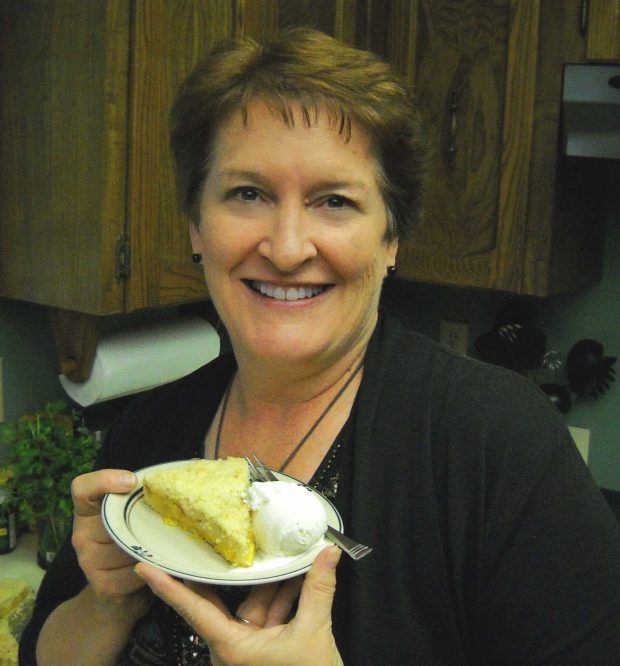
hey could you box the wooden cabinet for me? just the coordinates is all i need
[382,0,613,296]
[0,0,617,319]
[1,0,232,315]
[0,0,358,316]
[585,0,620,60]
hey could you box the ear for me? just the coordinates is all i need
[189,222,202,254]
[386,237,398,266]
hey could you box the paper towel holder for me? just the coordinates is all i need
[49,308,101,383]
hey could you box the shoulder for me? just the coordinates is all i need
[368,309,574,472]
[373,309,557,415]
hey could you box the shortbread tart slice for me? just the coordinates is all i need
[143,457,256,567]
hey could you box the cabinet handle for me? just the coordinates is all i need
[579,0,589,36]
[115,236,131,280]
[447,89,459,167]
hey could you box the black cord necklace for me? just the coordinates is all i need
[213,356,365,472]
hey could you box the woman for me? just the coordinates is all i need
[22,29,619,665]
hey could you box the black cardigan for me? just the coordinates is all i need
[21,311,620,665]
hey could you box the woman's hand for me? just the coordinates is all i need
[71,469,153,621]
[136,546,343,666]
[36,470,153,664]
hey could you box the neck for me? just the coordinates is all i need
[214,346,366,473]
[230,311,377,408]
[233,343,368,411]
[210,316,377,474]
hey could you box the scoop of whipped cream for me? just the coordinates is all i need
[247,481,328,556]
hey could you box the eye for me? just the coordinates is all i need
[322,195,355,209]
[229,186,261,202]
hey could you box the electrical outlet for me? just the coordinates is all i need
[0,357,4,422]
[439,319,469,355]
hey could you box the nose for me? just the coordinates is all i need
[257,203,317,272]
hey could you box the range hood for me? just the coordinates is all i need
[561,64,620,159]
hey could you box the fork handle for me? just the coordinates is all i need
[325,525,366,553]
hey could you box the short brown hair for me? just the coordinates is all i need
[171,28,426,240]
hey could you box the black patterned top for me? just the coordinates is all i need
[117,415,354,666]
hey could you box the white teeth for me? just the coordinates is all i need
[250,281,324,301]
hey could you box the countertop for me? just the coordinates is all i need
[1,532,45,590]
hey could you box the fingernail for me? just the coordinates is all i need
[119,472,136,488]
[325,546,341,569]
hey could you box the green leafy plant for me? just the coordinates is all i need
[0,401,101,552]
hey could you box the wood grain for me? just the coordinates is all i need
[1,0,615,315]
[49,308,102,381]
[0,0,129,314]
[390,0,609,295]
[587,0,620,60]
[393,0,510,288]
[492,0,539,292]
[522,0,605,295]
[125,0,237,311]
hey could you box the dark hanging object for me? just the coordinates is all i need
[475,302,546,374]
[566,339,616,398]
[474,331,518,371]
[539,383,572,414]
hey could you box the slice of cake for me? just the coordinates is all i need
[143,458,255,567]
[0,578,34,666]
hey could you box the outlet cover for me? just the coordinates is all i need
[439,320,469,355]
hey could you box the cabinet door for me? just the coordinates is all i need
[386,0,513,290]
[276,0,359,43]
[586,0,620,60]
[125,0,280,312]
[382,0,596,296]
[0,0,130,314]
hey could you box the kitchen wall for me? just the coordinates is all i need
[383,161,620,491]
[0,164,618,486]
[0,300,65,436]
[539,163,620,490]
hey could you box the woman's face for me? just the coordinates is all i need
[191,102,398,371]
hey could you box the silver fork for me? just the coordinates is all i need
[245,454,373,561]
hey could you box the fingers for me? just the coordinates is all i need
[183,581,230,617]
[264,576,304,627]
[236,583,279,627]
[136,555,343,666]
[73,525,144,596]
[72,469,137,518]
[72,519,136,571]
[73,513,115,546]
[71,469,141,601]
[93,563,148,598]
[135,563,238,643]
[296,546,341,629]
[235,549,337,630]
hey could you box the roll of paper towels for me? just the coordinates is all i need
[59,316,220,407]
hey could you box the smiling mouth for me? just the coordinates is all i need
[248,280,328,302]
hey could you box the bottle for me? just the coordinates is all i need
[0,487,17,554]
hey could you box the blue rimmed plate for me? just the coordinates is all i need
[101,459,342,585]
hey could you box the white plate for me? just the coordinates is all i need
[101,459,343,586]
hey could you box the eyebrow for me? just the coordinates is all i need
[218,169,371,193]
